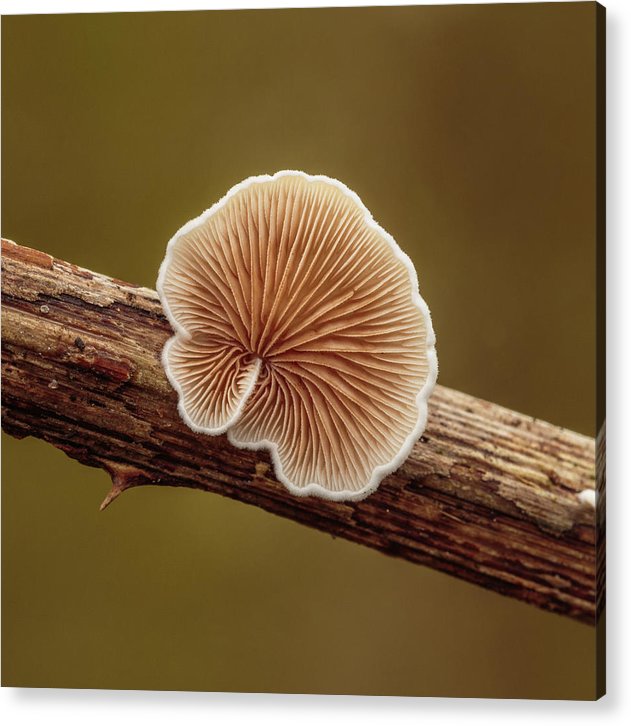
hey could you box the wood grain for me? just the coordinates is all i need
[1,239,600,623]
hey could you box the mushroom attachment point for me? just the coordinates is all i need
[157,171,437,500]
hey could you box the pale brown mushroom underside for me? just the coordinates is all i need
[159,173,434,498]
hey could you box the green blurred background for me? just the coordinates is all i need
[2,3,597,698]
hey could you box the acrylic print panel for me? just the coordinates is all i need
[1,2,604,699]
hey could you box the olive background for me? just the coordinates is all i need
[2,3,598,698]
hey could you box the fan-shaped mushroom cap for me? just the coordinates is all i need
[157,171,437,500]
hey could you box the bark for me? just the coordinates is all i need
[1,239,601,624]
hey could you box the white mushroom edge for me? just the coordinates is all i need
[156,170,438,501]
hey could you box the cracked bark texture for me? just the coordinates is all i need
[1,239,602,624]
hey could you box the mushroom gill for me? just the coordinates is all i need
[157,171,437,500]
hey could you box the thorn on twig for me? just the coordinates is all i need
[99,480,132,511]
[99,461,150,511]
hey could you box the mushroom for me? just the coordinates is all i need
[157,171,437,500]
